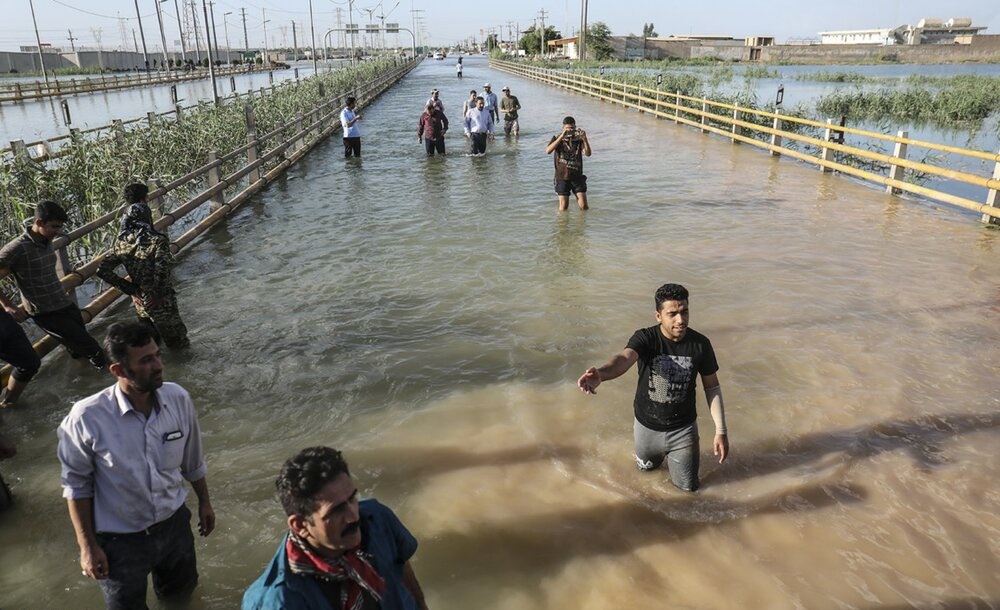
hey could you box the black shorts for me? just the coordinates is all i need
[554,174,587,196]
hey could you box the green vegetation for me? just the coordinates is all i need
[793,70,878,83]
[0,59,402,261]
[586,22,614,61]
[816,76,1000,125]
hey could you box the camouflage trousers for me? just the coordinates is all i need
[135,291,190,349]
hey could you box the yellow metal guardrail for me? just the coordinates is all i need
[492,60,1000,224]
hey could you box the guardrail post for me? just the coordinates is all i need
[10,140,29,162]
[268,71,274,85]
[622,82,627,107]
[207,150,225,211]
[983,147,1000,225]
[147,112,157,126]
[886,130,908,194]
[14,83,22,100]
[820,119,835,172]
[34,81,42,96]
[175,103,183,121]
[674,91,681,123]
[295,113,305,151]
[245,104,260,184]
[700,100,708,133]
[770,109,783,156]
[230,76,236,92]
[112,119,125,145]
[731,108,739,143]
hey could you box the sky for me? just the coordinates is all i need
[3,0,1000,52]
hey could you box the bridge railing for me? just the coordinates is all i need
[492,60,1000,225]
[0,65,259,104]
[0,59,418,379]
[3,68,314,164]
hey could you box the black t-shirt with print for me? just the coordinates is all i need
[549,134,585,181]
[626,326,719,432]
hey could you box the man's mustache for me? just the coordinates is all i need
[341,521,360,537]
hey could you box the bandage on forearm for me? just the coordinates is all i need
[704,384,727,435]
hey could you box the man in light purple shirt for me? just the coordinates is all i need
[58,321,215,609]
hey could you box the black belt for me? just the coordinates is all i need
[100,505,184,538]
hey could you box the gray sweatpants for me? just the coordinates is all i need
[633,419,700,492]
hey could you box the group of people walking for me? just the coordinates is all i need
[419,83,522,157]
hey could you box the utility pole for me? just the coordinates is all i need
[173,0,188,61]
[291,21,298,61]
[134,0,150,71]
[28,0,49,86]
[262,9,271,67]
[208,1,219,63]
[201,0,218,103]
[67,29,77,53]
[308,0,318,74]
[91,27,105,71]
[579,0,588,60]
[223,12,232,56]
[155,0,170,68]
[241,8,249,51]
[539,9,547,57]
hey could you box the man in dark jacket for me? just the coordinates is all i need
[417,102,449,156]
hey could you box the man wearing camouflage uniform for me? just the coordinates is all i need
[97,183,190,349]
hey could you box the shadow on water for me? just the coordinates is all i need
[863,601,1000,610]
[417,479,866,598]
[704,411,1000,488]
[351,443,585,490]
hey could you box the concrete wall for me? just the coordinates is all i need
[0,51,74,73]
[607,34,1000,64]
[761,36,1000,63]
[0,49,249,73]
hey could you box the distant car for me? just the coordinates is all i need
[433,52,444,60]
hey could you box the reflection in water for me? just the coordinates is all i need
[0,57,999,610]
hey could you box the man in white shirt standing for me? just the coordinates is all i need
[340,96,363,158]
[464,96,495,156]
[58,321,215,609]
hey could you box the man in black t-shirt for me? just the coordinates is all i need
[577,283,730,492]
[545,116,591,211]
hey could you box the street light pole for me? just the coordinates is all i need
[155,0,170,68]
[308,0,318,74]
[224,12,232,59]
[28,0,49,86]
[200,0,218,103]
[134,0,150,71]
[579,0,588,61]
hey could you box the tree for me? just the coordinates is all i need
[643,23,658,38]
[519,24,560,56]
[486,33,499,51]
[587,21,613,60]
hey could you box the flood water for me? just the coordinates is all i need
[1,56,999,609]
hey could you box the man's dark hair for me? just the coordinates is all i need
[655,283,689,311]
[104,321,157,366]
[562,116,576,126]
[345,96,357,106]
[34,200,68,223]
[123,183,149,204]
[276,446,351,518]
[476,96,485,103]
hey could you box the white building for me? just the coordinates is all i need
[819,18,986,46]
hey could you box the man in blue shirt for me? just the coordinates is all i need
[242,447,430,610]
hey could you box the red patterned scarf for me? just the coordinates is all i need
[286,532,386,610]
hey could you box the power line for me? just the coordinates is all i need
[47,0,156,20]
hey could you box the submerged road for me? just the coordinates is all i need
[1,56,999,609]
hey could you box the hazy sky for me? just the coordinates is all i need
[4,0,1000,51]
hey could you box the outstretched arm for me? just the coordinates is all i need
[702,372,729,463]
[577,348,639,394]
